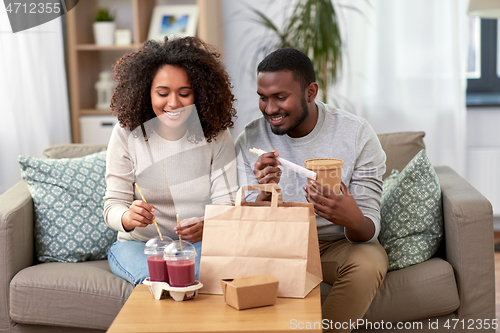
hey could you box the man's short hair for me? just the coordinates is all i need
[257,48,316,90]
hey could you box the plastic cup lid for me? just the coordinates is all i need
[144,235,173,255]
[163,240,197,260]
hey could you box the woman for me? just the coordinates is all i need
[104,36,238,286]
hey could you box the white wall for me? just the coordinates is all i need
[466,107,500,217]
[222,0,292,138]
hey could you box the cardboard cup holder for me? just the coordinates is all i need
[143,278,203,301]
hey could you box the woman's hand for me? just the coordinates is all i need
[121,200,155,232]
[174,216,204,243]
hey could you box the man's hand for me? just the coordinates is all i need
[174,217,204,243]
[253,150,281,201]
[122,200,155,232]
[303,181,375,242]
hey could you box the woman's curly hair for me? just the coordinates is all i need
[110,36,236,142]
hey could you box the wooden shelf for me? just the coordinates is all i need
[80,109,113,116]
[66,0,223,143]
[66,0,155,143]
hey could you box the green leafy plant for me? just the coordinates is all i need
[94,7,115,22]
[251,0,342,101]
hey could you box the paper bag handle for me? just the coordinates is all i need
[235,184,283,207]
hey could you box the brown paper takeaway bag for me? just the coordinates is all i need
[199,184,323,298]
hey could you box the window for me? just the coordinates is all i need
[467,18,500,106]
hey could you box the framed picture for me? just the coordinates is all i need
[148,5,199,41]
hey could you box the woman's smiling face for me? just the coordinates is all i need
[150,65,195,136]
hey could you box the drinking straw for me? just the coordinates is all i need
[134,183,163,241]
[176,214,184,250]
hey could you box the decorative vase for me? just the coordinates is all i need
[95,71,115,110]
[93,22,115,46]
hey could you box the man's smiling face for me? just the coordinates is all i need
[257,70,310,138]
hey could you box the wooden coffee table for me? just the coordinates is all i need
[107,284,323,333]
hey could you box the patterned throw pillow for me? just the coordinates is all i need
[378,149,443,271]
[19,151,117,263]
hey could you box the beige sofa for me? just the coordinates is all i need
[0,132,495,332]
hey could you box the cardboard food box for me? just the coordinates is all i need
[221,275,279,310]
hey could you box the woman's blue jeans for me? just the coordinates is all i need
[108,240,202,286]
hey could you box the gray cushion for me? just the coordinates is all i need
[378,149,443,271]
[11,324,106,333]
[43,144,108,159]
[363,258,460,323]
[19,151,117,262]
[377,131,425,179]
[320,258,460,323]
[10,260,133,330]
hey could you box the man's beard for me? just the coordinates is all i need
[270,94,309,136]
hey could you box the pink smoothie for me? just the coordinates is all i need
[166,259,195,287]
[147,255,169,282]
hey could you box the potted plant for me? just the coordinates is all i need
[93,7,116,46]
[251,0,343,102]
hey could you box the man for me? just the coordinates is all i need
[235,48,388,333]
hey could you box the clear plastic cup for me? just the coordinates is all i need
[144,236,173,282]
[163,240,197,287]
